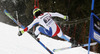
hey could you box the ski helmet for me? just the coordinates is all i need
[33,8,42,17]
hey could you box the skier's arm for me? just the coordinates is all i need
[24,19,39,32]
[18,19,39,36]
[49,12,69,21]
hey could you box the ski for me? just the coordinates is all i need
[53,42,97,52]
[4,9,53,54]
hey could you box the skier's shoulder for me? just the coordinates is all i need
[43,12,51,16]
[43,12,49,15]
[44,12,59,16]
[33,18,39,22]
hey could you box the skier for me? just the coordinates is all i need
[18,7,78,47]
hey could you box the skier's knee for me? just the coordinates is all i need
[35,26,41,35]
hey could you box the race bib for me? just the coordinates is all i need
[43,16,53,26]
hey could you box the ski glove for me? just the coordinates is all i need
[18,30,24,36]
[64,16,69,21]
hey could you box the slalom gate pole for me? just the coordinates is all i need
[88,0,95,54]
[88,37,91,54]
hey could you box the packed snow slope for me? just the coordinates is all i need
[0,22,98,54]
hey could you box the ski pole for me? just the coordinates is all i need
[16,11,20,31]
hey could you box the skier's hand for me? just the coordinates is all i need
[18,30,24,36]
[64,16,69,21]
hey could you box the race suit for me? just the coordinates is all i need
[23,12,71,41]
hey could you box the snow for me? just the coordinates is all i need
[0,22,98,54]
[0,22,49,54]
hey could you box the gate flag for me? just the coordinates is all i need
[90,13,100,43]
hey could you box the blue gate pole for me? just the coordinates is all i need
[88,0,95,54]
[91,0,95,11]
[88,37,91,54]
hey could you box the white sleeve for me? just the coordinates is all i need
[49,12,65,19]
[27,19,39,31]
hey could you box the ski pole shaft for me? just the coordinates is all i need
[16,11,20,31]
